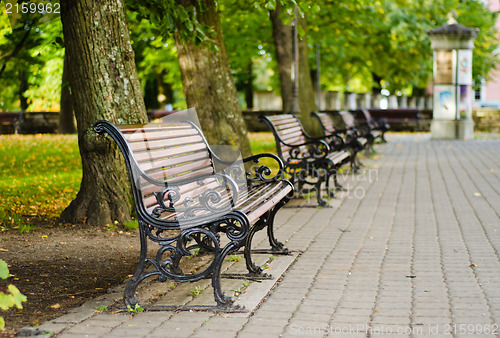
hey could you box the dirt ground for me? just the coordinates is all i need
[0,224,142,337]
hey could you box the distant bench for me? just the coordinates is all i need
[0,112,59,134]
[260,114,351,207]
[0,112,22,134]
[356,109,430,131]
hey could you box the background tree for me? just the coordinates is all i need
[58,51,76,133]
[174,0,251,156]
[307,0,499,97]
[60,0,148,226]
[219,0,275,110]
[127,11,185,111]
[128,0,251,156]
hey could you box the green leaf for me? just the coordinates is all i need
[0,260,8,280]
[0,294,14,311]
[8,285,27,309]
[0,317,4,330]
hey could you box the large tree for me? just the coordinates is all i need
[128,0,251,156]
[60,0,148,226]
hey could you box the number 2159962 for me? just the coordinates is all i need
[5,2,60,15]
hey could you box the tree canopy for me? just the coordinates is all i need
[0,0,499,111]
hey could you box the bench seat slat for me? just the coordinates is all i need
[128,135,204,152]
[138,151,210,173]
[133,143,208,162]
[123,127,199,142]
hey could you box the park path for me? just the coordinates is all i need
[28,133,500,337]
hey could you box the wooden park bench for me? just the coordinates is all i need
[0,112,22,134]
[93,120,293,310]
[363,108,422,132]
[337,110,376,153]
[359,109,389,142]
[259,114,351,207]
[311,111,366,172]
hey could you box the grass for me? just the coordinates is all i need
[0,132,277,231]
[248,132,277,154]
[0,134,81,230]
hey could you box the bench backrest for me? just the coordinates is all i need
[311,112,336,134]
[95,121,235,227]
[338,111,356,129]
[360,109,373,122]
[260,114,308,163]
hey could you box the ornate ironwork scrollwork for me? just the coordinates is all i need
[243,153,284,187]
[148,173,239,223]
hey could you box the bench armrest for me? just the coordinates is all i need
[148,171,241,222]
[243,153,285,185]
[284,139,331,161]
[308,131,346,150]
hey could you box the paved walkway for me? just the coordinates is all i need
[27,133,500,337]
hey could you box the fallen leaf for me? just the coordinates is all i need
[50,304,60,309]
[406,275,416,278]
[474,192,482,197]
[470,264,478,267]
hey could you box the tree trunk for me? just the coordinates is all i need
[174,0,251,157]
[59,51,77,134]
[269,5,293,114]
[19,70,28,111]
[60,0,148,226]
[270,5,317,133]
[297,20,318,134]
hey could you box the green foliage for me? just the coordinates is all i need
[126,303,144,315]
[0,10,63,111]
[126,0,210,45]
[190,285,204,296]
[95,305,107,312]
[307,0,499,94]
[127,11,186,111]
[0,261,8,280]
[123,219,139,230]
[227,254,242,262]
[0,135,81,230]
[0,259,27,330]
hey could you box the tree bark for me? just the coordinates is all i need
[297,21,318,134]
[269,5,293,114]
[59,51,77,134]
[270,5,317,133]
[60,0,148,226]
[174,0,251,157]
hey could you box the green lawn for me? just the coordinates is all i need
[0,135,81,231]
[0,132,277,231]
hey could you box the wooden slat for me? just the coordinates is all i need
[124,127,199,142]
[133,143,208,162]
[128,135,204,152]
[138,151,209,173]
